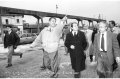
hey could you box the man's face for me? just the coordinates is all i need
[83,25,89,30]
[6,27,11,32]
[99,23,107,33]
[49,18,56,27]
[72,23,78,31]
[109,22,113,28]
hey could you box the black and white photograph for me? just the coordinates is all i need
[0,0,120,78]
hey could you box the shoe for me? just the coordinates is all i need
[6,64,12,68]
[20,53,23,58]
[50,73,58,78]
[40,66,46,70]
[48,66,51,70]
[74,72,80,78]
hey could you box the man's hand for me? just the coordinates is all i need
[92,56,95,62]
[62,15,67,22]
[116,57,120,64]
[70,45,75,49]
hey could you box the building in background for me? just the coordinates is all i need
[1,14,24,34]
[23,23,49,33]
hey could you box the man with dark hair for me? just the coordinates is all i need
[30,16,67,78]
[109,20,116,26]
[65,22,87,78]
[109,20,116,32]
[49,17,56,22]
[4,26,23,68]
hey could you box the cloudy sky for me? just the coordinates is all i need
[0,0,120,24]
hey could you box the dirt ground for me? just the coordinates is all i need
[0,46,120,78]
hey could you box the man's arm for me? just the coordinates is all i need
[14,32,20,46]
[82,32,88,50]
[4,35,7,48]
[55,16,67,36]
[112,33,120,63]
[117,33,120,47]
[65,33,71,52]
[30,30,43,48]
[93,34,98,61]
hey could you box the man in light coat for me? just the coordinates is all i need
[30,16,67,78]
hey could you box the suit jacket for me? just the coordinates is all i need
[4,31,20,48]
[93,31,120,65]
[65,30,87,54]
[91,28,98,43]
[65,30,87,71]
[117,33,120,47]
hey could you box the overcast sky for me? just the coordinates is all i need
[0,0,120,24]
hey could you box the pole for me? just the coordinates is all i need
[56,5,58,17]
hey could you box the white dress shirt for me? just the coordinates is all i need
[99,32,107,51]
[72,31,78,36]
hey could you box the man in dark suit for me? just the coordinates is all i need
[65,22,87,78]
[4,26,23,68]
[93,21,120,78]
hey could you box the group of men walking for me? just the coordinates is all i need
[3,15,120,78]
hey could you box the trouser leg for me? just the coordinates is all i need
[74,72,81,78]
[97,53,113,78]
[49,51,60,74]
[7,46,14,65]
[43,50,51,68]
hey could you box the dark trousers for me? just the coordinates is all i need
[70,54,84,78]
[74,72,81,78]
[96,52,113,78]
[7,46,22,64]
[90,55,93,62]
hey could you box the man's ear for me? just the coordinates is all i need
[106,27,108,30]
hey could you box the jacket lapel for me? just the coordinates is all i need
[97,33,100,49]
[107,31,111,53]
[97,31,110,52]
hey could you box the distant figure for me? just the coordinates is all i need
[91,27,98,43]
[62,24,71,55]
[89,27,98,62]
[16,28,21,37]
[30,16,67,78]
[109,20,116,32]
[65,22,87,78]
[93,21,120,78]
[4,26,23,68]
[83,25,93,57]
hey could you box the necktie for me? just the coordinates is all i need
[74,32,76,36]
[101,34,105,51]
[74,32,77,36]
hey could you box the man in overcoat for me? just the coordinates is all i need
[65,22,87,78]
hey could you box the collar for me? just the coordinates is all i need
[47,27,54,31]
[72,31,78,33]
[8,31,12,34]
[72,31,78,35]
[100,31,107,35]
